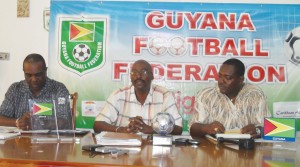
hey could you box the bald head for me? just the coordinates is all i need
[132,59,152,72]
[130,59,154,92]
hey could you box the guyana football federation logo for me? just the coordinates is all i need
[58,17,108,76]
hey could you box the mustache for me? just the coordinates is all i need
[218,83,226,89]
[133,79,145,83]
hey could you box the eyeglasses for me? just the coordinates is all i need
[130,70,150,77]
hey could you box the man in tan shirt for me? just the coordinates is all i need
[189,58,270,138]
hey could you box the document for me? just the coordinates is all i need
[205,129,251,145]
[205,134,240,150]
[95,132,142,146]
[0,126,20,133]
[216,133,251,139]
[216,129,251,139]
[0,132,20,140]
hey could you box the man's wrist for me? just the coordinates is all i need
[255,126,262,137]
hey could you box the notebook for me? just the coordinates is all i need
[95,132,142,146]
[0,126,20,133]
[216,129,251,139]
[0,132,20,140]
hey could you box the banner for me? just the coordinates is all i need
[49,0,300,130]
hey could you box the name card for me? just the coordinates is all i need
[273,101,300,118]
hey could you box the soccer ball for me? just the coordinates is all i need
[168,36,187,56]
[73,44,91,62]
[284,27,300,65]
[148,37,167,56]
[152,112,175,135]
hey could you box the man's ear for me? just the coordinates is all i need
[150,72,154,80]
[239,76,244,83]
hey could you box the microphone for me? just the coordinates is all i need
[217,137,255,150]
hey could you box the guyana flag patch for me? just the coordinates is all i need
[32,103,53,116]
[263,118,296,142]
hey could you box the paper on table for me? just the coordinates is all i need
[205,134,240,150]
[224,129,241,134]
[0,126,20,133]
[216,128,251,139]
[95,132,142,146]
[0,132,20,140]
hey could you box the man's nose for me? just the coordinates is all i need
[30,75,38,81]
[135,72,143,78]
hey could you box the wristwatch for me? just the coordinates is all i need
[255,126,261,136]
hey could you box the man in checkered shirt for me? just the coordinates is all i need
[94,59,182,135]
[0,53,72,130]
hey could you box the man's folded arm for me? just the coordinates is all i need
[94,121,118,133]
[0,115,17,127]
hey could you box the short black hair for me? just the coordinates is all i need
[23,53,47,70]
[222,58,245,76]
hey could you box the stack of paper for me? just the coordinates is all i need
[216,133,251,139]
[0,132,20,140]
[0,126,20,133]
[95,132,142,146]
[0,126,21,141]
[216,129,251,139]
[205,134,240,150]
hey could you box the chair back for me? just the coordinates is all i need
[69,92,78,129]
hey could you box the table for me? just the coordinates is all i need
[0,133,299,167]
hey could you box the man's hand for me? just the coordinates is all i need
[207,121,225,134]
[128,116,154,134]
[241,124,261,138]
[115,126,137,133]
[16,112,31,130]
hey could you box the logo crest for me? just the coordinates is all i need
[58,17,107,76]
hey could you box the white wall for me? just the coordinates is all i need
[0,0,50,102]
[0,0,299,103]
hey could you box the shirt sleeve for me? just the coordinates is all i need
[95,90,120,125]
[0,84,18,118]
[163,91,182,127]
[188,90,209,130]
[251,90,271,126]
